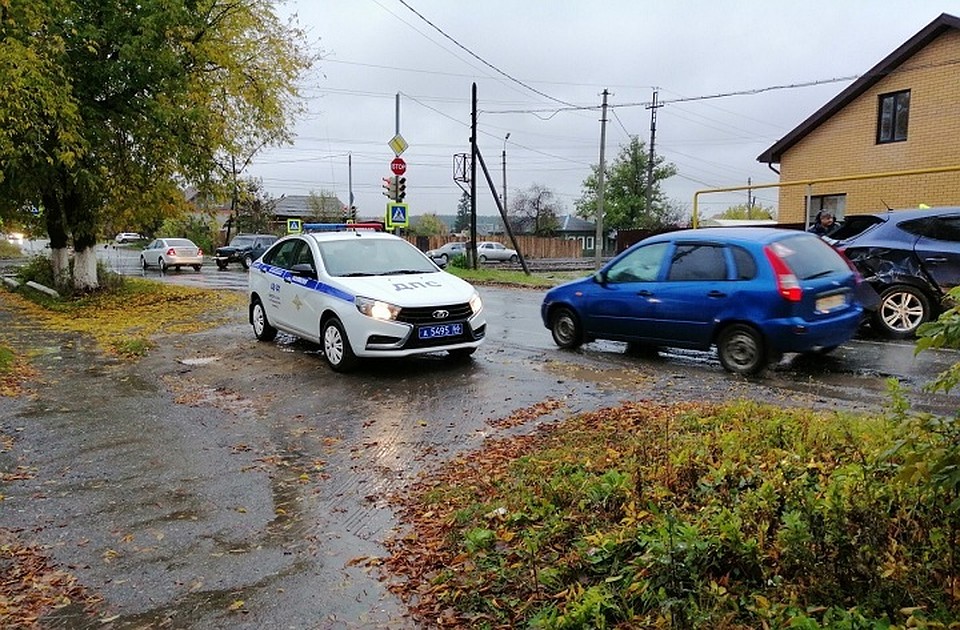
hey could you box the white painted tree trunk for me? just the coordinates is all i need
[73,247,99,291]
[51,248,71,288]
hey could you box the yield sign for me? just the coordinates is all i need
[390,157,406,175]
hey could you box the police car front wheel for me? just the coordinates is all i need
[322,317,358,372]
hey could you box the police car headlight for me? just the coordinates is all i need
[355,296,401,321]
[469,291,483,315]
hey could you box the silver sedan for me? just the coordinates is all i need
[140,238,204,272]
[477,241,519,263]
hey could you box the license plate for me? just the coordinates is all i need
[816,293,846,313]
[418,323,463,340]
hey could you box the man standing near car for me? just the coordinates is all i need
[808,211,840,237]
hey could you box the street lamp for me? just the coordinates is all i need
[501,133,510,212]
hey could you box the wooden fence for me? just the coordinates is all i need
[407,234,583,259]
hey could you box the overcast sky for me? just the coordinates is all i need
[247,1,958,221]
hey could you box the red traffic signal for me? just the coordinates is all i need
[381,176,397,200]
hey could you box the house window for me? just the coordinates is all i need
[806,194,846,226]
[877,90,910,143]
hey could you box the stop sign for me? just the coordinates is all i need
[390,157,406,176]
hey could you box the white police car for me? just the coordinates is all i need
[248,224,486,371]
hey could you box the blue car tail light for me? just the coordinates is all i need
[763,245,802,302]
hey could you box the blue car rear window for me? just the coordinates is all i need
[771,235,849,280]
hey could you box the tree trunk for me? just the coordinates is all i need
[63,184,101,292]
[50,248,71,284]
[43,192,71,289]
[73,247,99,290]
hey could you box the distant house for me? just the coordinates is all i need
[757,13,960,226]
[273,195,346,221]
[556,214,610,254]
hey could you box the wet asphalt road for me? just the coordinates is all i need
[99,243,959,415]
[0,246,957,628]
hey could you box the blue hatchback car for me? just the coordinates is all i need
[541,228,864,374]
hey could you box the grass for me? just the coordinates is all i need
[3,276,244,359]
[384,397,960,629]
[446,266,588,289]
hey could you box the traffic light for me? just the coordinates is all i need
[396,177,407,202]
[350,206,357,221]
[382,176,397,200]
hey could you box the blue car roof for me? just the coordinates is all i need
[642,227,809,246]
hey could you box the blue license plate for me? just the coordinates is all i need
[418,323,463,340]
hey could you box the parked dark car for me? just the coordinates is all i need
[831,207,960,338]
[541,228,864,375]
[214,234,278,270]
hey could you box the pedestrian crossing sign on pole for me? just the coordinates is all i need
[287,218,302,234]
[386,202,409,229]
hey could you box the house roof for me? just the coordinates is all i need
[757,13,960,165]
[274,194,344,218]
[558,214,595,232]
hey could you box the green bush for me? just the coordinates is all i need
[388,400,960,628]
[0,240,23,259]
[15,255,125,298]
[448,253,469,269]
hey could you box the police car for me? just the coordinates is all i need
[248,224,486,371]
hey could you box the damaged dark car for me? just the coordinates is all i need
[831,207,960,338]
[214,234,278,270]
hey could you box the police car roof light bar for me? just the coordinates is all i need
[302,222,384,233]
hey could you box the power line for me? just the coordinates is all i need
[395,0,578,108]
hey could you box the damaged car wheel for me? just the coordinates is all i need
[873,285,930,339]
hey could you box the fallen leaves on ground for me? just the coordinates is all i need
[0,528,103,628]
[0,344,38,398]
[2,279,244,359]
[487,398,566,429]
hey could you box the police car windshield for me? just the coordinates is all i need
[318,238,437,277]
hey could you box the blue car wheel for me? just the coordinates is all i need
[717,324,767,375]
[550,307,583,349]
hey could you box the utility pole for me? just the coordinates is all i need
[502,133,510,215]
[645,89,662,219]
[594,90,609,269]
[348,153,354,217]
[470,83,478,269]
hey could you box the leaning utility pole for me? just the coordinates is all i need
[594,89,609,269]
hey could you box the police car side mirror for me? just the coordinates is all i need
[290,263,316,279]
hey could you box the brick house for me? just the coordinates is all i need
[757,13,960,226]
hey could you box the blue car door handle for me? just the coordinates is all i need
[708,290,726,298]
[636,290,653,297]
[924,256,948,263]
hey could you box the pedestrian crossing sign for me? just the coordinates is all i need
[287,218,302,234]
[386,202,409,228]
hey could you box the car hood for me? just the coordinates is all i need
[342,272,477,307]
